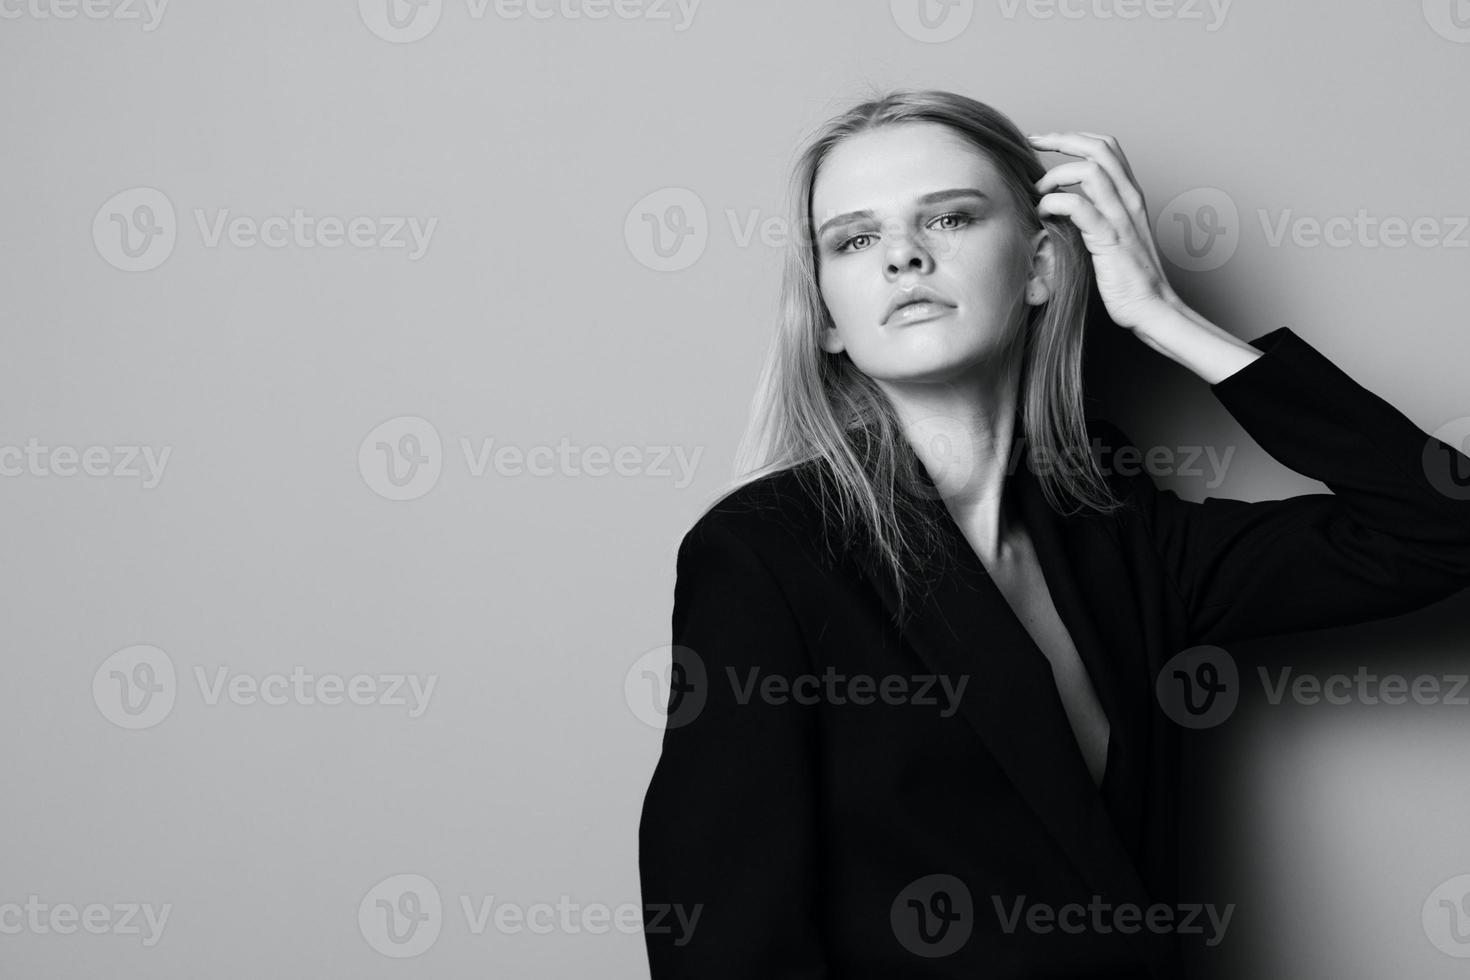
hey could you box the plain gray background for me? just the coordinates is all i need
[2,1,1469,977]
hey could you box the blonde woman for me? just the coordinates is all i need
[638,89,1470,978]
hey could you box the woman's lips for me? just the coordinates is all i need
[889,301,955,324]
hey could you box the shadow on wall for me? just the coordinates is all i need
[1081,277,1470,978]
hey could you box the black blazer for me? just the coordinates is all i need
[638,327,1470,978]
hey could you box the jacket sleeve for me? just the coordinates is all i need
[1099,326,1470,647]
[638,517,829,978]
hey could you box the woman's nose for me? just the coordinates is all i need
[885,230,935,277]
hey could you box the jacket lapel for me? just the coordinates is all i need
[858,439,1172,975]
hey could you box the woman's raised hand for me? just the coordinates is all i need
[1028,131,1182,333]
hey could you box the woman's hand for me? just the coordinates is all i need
[1027,131,1182,333]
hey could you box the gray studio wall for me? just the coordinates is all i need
[1,1,1468,977]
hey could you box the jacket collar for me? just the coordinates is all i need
[857,436,1173,975]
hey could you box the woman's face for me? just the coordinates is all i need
[811,122,1051,386]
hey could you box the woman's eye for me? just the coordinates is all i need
[931,211,972,231]
[832,213,972,254]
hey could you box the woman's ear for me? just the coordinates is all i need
[1025,226,1057,306]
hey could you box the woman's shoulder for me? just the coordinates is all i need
[677,459,839,563]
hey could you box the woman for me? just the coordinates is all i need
[637,89,1470,978]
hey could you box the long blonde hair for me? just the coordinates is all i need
[724,89,1122,621]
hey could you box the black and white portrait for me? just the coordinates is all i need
[5,3,1470,978]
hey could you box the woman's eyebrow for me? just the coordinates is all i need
[816,188,990,237]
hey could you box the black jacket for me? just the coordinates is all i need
[638,327,1470,978]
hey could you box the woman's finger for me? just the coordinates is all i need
[1075,131,1139,190]
[1069,131,1163,269]
[1030,131,1161,269]
[1033,160,1134,239]
[1035,191,1117,247]
[1029,132,1146,218]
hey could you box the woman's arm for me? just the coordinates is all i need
[1097,325,1470,646]
[1029,129,1470,643]
[1128,298,1263,385]
[638,518,829,978]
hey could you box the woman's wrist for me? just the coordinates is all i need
[1129,296,1264,386]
